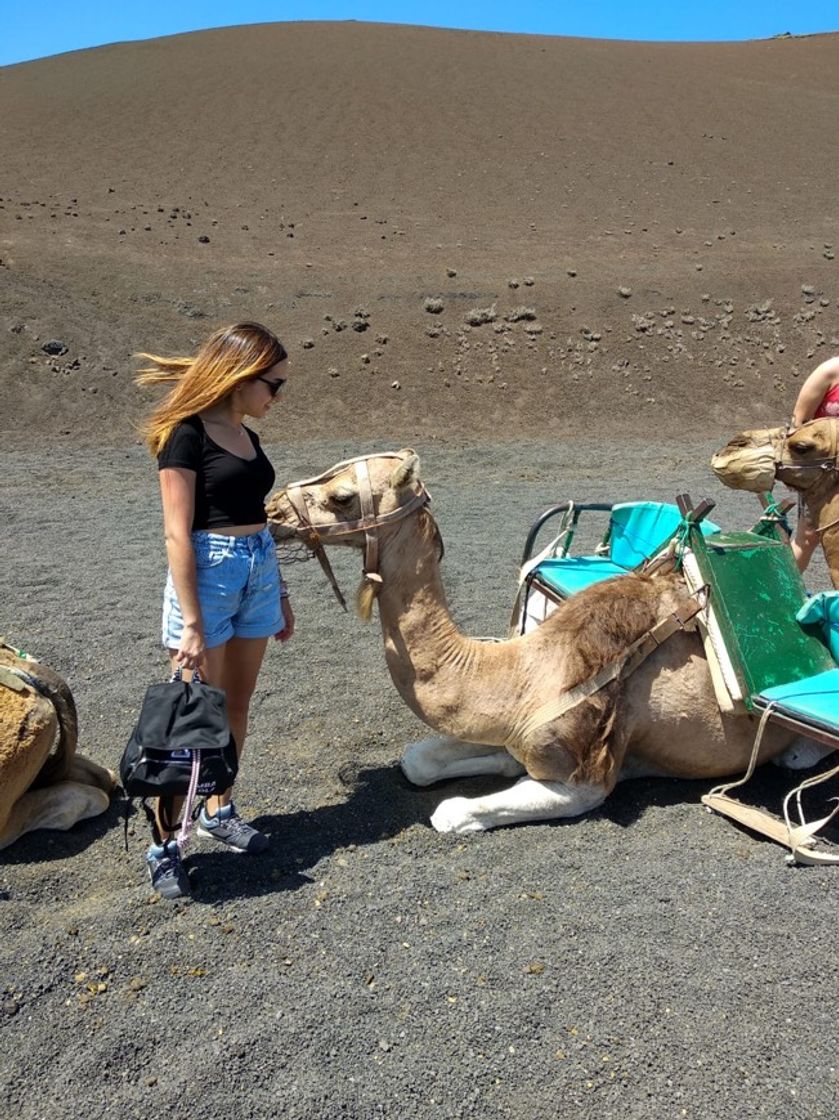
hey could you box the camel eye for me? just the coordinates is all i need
[330,487,355,506]
[789,441,814,455]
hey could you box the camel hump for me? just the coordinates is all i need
[0,646,78,787]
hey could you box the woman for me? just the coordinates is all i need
[136,322,294,899]
[790,355,839,571]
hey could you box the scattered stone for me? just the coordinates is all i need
[197,235,210,243]
[801,284,815,295]
[618,286,632,298]
[351,320,369,332]
[507,279,520,289]
[424,298,445,314]
[301,338,315,349]
[446,267,457,277]
[391,380,401,390]
[41,340,67,356]
[566,268,577,277]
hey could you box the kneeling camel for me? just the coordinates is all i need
[0,643,115,849]
[267,451,799,834]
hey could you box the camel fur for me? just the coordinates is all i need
[0,644,115,849]
[267,451,804,835]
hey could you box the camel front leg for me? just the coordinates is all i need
[430,775,606,834]
[401,735,526,786]
[0,781,111,851]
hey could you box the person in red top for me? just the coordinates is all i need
[790,355,839,571]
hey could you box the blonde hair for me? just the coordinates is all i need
[136,321,287,456]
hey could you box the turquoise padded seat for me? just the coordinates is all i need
[754,669,839,735]
[535,556,630,597]
[609,502,686,568]
[534,502,721,599]
[797,592,839,663]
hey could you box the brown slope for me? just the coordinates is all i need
[1,22,839,447]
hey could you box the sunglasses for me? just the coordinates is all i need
[254,374,286,397]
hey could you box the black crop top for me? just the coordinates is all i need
[157,415,276,530]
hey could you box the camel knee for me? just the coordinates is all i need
[773,740,836,770]
[401,737,450,785]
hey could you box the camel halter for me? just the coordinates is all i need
[778,422,839,536]
[279,451,431,610]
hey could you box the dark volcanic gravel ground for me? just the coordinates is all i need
[0,437,837,1120]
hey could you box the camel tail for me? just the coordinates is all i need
[16,659,79,787]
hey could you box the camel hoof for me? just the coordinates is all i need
[430,797,484,834]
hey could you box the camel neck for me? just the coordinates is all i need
[805,484,839,583]
[375,515,520,745]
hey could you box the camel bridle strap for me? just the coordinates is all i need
[507,593,705,748]
[776,420,839,477]
[284,485,349,610]
[281,451,431,609]
[776,424,839,537]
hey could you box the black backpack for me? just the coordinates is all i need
[120,670,238,839]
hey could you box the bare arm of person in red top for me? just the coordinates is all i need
[791,355,839,428]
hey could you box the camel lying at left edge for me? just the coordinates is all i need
[0,643,115,850]
[266,450,804,835]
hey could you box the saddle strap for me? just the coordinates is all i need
[507,595,703,747]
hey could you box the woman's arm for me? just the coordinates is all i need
[792,356,839,427]
[160,467,204,668]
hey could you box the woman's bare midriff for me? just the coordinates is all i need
[209,522,267,537]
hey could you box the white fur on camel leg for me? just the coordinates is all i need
[401,735,525,786]
[430,775,607,834]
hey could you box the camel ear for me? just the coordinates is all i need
[389,449,420,489]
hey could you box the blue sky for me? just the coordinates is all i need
[3,1,837,67]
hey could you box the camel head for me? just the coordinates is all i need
[266,450,431,617]
[710,426,785,493]
[266,449,424,541]
[712,419,839,495]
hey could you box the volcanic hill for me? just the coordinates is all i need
[2,22,838,446]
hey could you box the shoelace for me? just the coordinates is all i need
[220,811,253,838]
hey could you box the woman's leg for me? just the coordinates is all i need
[204,635,269,815]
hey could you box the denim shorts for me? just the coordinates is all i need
[162,527,284,649]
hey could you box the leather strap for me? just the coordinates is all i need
[507,594,704,747]
[279,452,431,609]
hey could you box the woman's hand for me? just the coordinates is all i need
[176,621,206,669]
[275,599,295,643]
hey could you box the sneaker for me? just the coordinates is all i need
[197,802,269,854]
[145,841,191,900]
